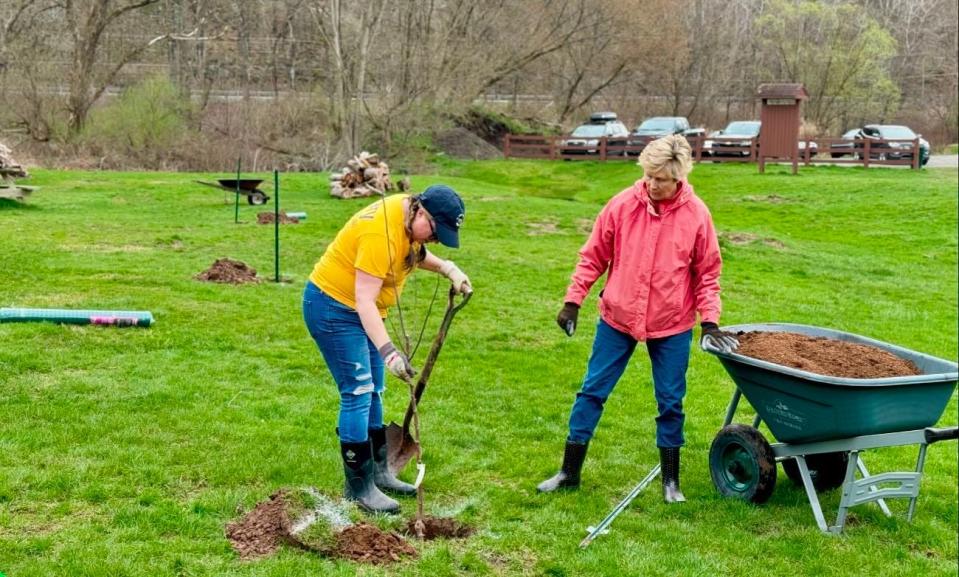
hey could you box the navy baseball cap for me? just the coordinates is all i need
[420,184,465,248]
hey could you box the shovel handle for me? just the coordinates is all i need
[400,288,471,431]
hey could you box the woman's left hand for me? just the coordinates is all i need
[440,260,471,294]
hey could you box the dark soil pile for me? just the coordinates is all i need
[736,331,922,379]
[435,127,503,160]
[195,258,259,284]
[226,491,417,565]
[225,490,293,559]
[331,523,417,564]
[257,211,300,224]
[405,516,474,540]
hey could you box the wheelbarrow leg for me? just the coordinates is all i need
[907,443,930,522]
[794,456,832,533]
[722,388,742,427]
[834,450,867,534]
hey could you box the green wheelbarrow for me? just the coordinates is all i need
[703,323,958,534]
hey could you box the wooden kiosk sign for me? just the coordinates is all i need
[756,83,809,174]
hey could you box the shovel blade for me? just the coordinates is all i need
[385,421,419,475]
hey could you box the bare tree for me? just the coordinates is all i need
[61,0,162,132]
[309,0,387,155]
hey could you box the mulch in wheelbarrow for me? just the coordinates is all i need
[735,331,921,379]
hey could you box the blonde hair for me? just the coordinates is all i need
[638,134,693,181]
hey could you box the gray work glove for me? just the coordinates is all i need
[378,342,416,380]
[699,322,739,353]
[439,260,472,295]
[556,302,580,337]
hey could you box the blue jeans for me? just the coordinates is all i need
[567,319,692,448]
[303,281,386,443]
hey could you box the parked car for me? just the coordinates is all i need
[830,129,862,158]
[560,112,630,156]
[856,125,930,166]
[704,120,817,157]
[627,116,705,152]
[704,121,761,157]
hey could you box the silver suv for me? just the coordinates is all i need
[561,112,630,156]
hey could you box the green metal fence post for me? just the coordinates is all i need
[234,157,241,223]
[274,169,280,283]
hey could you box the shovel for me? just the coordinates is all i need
[385,287,472,475]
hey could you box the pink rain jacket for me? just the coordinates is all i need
[564,178,723,341]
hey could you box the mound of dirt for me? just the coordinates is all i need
[226,489,417,564]
[257,211,299,224]
[405,516,474,540]
[226,490,293,559]
[735,331,922,379]
[195,258,259,284]
[435,127,503,160]
[332,523,417,564]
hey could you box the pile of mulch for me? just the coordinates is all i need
[735,331,922,379]
[257,211,300,224]
[195,258,259,284]
[404,516,474,540]
[331,523,417,564]
[226,490,418,565]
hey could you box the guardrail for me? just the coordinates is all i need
[503,134,922,169]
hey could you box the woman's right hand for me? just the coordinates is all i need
[378,342,416,380]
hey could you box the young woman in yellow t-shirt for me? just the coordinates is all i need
[303,184,470,513]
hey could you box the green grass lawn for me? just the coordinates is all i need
[1,160,956,576]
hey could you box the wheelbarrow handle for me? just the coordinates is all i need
[924,427,958,445]
[399,287,471,432]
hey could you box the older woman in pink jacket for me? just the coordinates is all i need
[537,134,738,502]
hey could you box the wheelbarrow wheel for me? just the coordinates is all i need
[781,452,848,492]
[247,192,268,205]
[709,424,777,504]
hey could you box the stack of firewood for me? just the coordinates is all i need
[329,151,409,198]
[0,141,28,181]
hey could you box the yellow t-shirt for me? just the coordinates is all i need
[310,194,419,317]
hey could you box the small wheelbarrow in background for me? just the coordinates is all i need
[703,323,958,534]
[195,179,270,205]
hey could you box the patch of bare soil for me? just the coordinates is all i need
[527,219,560,235]
[226,490,293,560]
[331,523,418,564]
[435,127,503,160]
[195,258,259,284]
[740,194,789,203]
[576,218,594,235]
[257,211,300,224]
[404,516,474,540]
[735,331,922,379]
[720,232,786,249]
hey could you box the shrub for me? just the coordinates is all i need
[83,76,193,155]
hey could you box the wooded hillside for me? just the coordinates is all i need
[1,0,955,169]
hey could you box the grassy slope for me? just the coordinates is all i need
[0,161,956,576]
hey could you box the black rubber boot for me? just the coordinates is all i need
[537,440,588,492]
[341,440,400,513]
[369,427,416,496]
[660,446,686,503]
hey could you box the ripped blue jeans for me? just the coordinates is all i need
[303,281,385,443]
